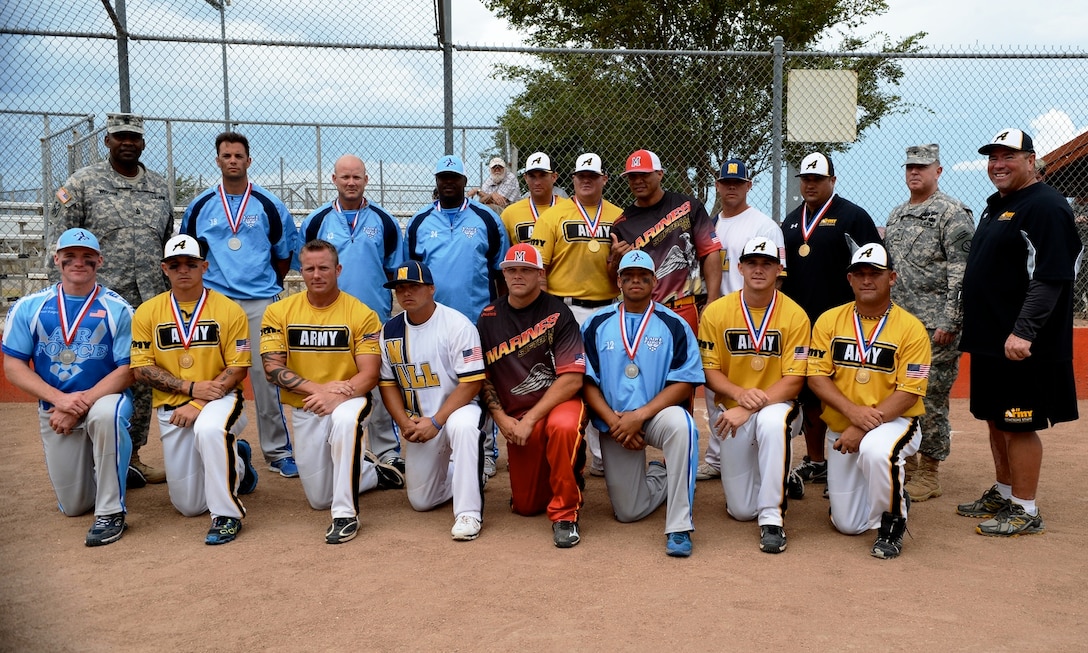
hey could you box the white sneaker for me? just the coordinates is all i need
[451,514,481,541]
[483,457,497,478]
[695,462,721,481]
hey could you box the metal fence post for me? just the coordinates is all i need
[771,36,784,225]
[166,119,176,207]
[40,115,52,205]
[316,125,323,205]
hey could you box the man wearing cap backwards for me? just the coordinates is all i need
[957,129,1083,537]
[379,262,487,541]
[807,243,930,559]
[781,152,882,492]
[500,152,568,245]
[3,228,136,546]
[261,240,405,545]
[697,158,785,483]
[698,236,810,553]
[130,234,259,545]
[299,153,406,478]
[477,244,587,548]
[48,112,173,485]
[406,154,511,478]
[609,149,722,334]
[582,250,704,557]
[883,144,975,502]
[181,132,300,480]
[469,157,521,213]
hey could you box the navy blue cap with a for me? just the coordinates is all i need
[384,261,435,288]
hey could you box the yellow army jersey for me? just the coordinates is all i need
[260,290,382,409]
[699,290,811,409]
[807,302,931,433]
[531,199,623,301]
[130,288,250,407]
[501,195,570,245]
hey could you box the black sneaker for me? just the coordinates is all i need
[366,451,406,490]
[786,469,805,500]
[871,511,907,559]
[205,516,243,545]
[126,465,147,490]
[325,516,360,544]
[553,520,581,548]
[792,455,827,483]
[86,512,127,547]
[238,439,258,495]
[759,524,787,553]
[956,484,1010,519]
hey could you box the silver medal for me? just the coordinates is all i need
[228,237,242,251]
[59,348,77,364]
[624,363,640,379]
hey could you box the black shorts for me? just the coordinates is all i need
[969,354,1079,432]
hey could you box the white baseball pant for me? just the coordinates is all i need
[401,403,483,521]
[290,396,379,518]
[717,401,800,527]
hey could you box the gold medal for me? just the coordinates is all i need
[228,237,242,251]
[179,353,195,369]
[750,357,765,371]
[856,368,871,384]
[798,243,811,257]
[59,348,77,364]
[587,240,601,253]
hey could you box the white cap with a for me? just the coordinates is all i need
[573,153,604,175]
[848,243,890,271]
[162,234,204,261]
[523,152,553,173]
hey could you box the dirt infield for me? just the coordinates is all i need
[1,400,1086,652]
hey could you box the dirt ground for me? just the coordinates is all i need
[1,399,1086,652]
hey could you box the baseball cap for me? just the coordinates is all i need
[796,152,834,177]
[499,244,544,270]
[978,129,1035,155]
[573,153,604,176]
[488,157,507,169]
[622,149,663,177]
[383,261,435,288]
[56,228,101,253]
[618,250,656,273]
[434,155,466,177]
[106,113,145,135]
[717,158,751,182]
[847,243,892,271]
[523,152,553,173]
[904,144,939,166]
[162,234,204,261]
[738,236,779,263]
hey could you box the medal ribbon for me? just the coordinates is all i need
[618,303,654,362]
[852,306,890,368]
[800,193,835,244]
[218,182,253,236]
[56,283,101,347]
[528,194,556,222]
[573,197,603,242]
[434,198,469,212]
[739,289,778,354]
[169,288,209,351]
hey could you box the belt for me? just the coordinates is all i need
[665,296,696,309]
[561,296,613,308]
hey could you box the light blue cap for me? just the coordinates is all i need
[56,228,100,253]
[434,154,466,177]
[618,250,655,273]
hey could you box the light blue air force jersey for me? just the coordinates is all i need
[299,200,405,322]
[2,284,133,410]
[181,182,300,300]
[405,200,510,320]
[581,302,705,433]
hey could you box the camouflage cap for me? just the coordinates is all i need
[106,113,145,135]
[905,144,939,166]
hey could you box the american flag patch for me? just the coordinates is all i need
[906,363,930,379]
[89,309,106,318]
[363,331,380,341]
[236,339,251,352]
[462,347,482,364]
[793,346,808,360]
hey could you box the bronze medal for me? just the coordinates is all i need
[856,368,871,384]
[750,357,765,371]
[587,239,601,253]
[624,363,640,379]
[798,243,811,257]
[59,348,77,364]
[179,353,195,369]
[228,237,242,251]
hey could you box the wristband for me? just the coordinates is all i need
[188,381,195,397]
[430,416,443,431]
[189,401,205,411]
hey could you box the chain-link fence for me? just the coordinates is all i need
[3,1,1087,313]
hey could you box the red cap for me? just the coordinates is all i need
[622,149,663,176]
[499,243,544,270]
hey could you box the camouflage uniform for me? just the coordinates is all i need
[885,188,975,461]
[47,160,174,449]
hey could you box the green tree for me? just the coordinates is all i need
[486,0,923,206]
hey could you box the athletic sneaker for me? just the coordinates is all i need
[205,516,243,545]
[381,454,406,476]
[666,531,693,557]
[695,462,721,481]
[759,525,787,554]
[269,455,299,478]
[956,484,1011,518]
[589,456,605,477]
[553,520,581,548]
[791,456,827,483]
[126,465,147,490]
[871,512,907,559]
[483,456,497,478]
[451,514,482,541]
[85,512,126,547]
[786,469,805,500]
[976,504,1045,537]
[238,439,258,495]
[365,451,406,490]
[325,516,360,544]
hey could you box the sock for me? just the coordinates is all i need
[996,482,1012,499]
[1011,496,1038,516]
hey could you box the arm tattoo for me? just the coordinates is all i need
[481,380,504,413]
[262,351,308,392]
[134,365,184,394]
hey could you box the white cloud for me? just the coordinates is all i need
[951,159,988,172]
[1031,110,1088,157]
